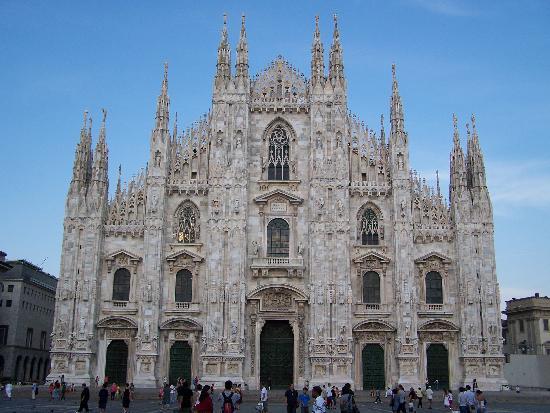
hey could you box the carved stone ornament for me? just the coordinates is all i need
[262,289,293,312]
[105,250,142,274]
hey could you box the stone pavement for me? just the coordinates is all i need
[1,387,550,413]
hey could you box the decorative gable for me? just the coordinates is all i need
[253,189,304,205]
[166,248,204,272]
[414,252,452,265]
[414,251,451,277]
[105,249,142,273]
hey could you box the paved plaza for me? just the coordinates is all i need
[1,388,550,413]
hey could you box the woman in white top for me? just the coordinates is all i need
[312,386,326,413]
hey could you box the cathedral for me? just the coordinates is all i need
[48,15,507,390]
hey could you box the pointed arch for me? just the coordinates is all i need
[357,202,383,245]
[263,118,297,181]
[175,200,200,243]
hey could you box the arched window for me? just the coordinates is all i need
[267,218,289,257]
[425,271,443,304]
[267,126,290,180]
[112,268,131,301]
[360,208,379,245]
[176,202,200,243]
[363,271,381,303]
[175,269,192,302]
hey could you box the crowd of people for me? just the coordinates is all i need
[1,375,492,413]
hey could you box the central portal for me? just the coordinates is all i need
[260,320,294,388]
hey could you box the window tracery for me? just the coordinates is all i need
[267,126,290,180]
[176,202,200,243]
[360,208,379,245]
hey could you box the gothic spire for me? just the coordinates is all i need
[380,114,386,144]
[116,164,122,196]
[172,111,178,141]
[311,15,325,86]
[71,110,93,190]
[389,64,407,150]
[466,114,487,188]
[329,14,345,86]
[215,13,231,86]
[235,13,248,79]
[449,114,467,201]
[154,63,170,131]
[92,108,109,185]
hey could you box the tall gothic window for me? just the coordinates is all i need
[176,201,200,243]
[360,208,379,245]
[363,271,381,303]
[267,126,290,180]
[425,271,443,304]
[112,268,131,301]
[267,218,289,257]
[175,269,192,303]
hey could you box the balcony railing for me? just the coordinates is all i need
[165,302,200,314]
[176,302,190,309]
[418,303,454,316]
[251,257,304,268]
[112,301,128,308]
[355,303,391,316]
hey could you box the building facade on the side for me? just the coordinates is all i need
[48,16,507,390]
[0,251,57,382]
[503,294,550,356]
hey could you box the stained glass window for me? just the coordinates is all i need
[267,126,290,180]
[360,208,379,245]
[176,202,200,243]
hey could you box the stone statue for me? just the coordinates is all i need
[79,316,86,335]
[251,240,260,256]
[297,242,304,256]
[144,282,153,302]
[144,320,151,338]
[231,321,238,338]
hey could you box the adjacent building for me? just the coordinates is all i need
[0,252,57,382]
[503,293,550,356]
[48,16,506,390]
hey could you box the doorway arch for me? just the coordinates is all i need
[105,340,128,384]
[260,320,294,388]
[362,344,385,390]
[426,343,449,389]
[169,341,192,385]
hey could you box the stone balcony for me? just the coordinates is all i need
[250,256,305,278]
[165,302,201,315]
[417,303,454,318]
[349,181,391,197]
[354,302,392,318]
[102,300,138,315]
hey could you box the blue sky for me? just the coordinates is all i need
[1,0,549,304]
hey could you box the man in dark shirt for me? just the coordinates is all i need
[77,383,90,412]
[285,384,299,413]
[98,383,109,413]
[180,381,195,413]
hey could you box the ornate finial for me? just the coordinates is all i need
[101,108,107,123]
[82,110,88,129]
[471,113,477,133]
[163,62,168,81]
[223,12,227,25]
[241,13,245,26]
[380,114,384,128]
[452,113,458,131]
[88,116,92,133]
[391,63,396,81]
[118,164,122,176]
[466,123,471,138]
[333,13,338,26]
[436,170,441,197]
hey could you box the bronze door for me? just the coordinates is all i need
[260,320,293,388]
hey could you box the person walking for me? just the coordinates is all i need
[443,389,450,410]
[285,384,299,413]
[408,388,417,412]
[179,380,194,413]
[312,386,326,413]
[195,385,214,413]
[464,385,475,411]
[31,381,38,400]
[61,381,67,400]
[76,383,90,413]
[260,382,269,413]
[338,384,353,413]
[98,383,109,413]
[458,387,468,413]
[397,385,407,413]
[299,387,311,413]
[475,390,486,413]
[374,388,382,404]
[417,388,423,408]
[390,388,400,413]
[110,382,117,400]
[425,386,433,409]
[162,382,171,410]
[219,380,240,413]
[122,383,131,413]
[5,382,13,400]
